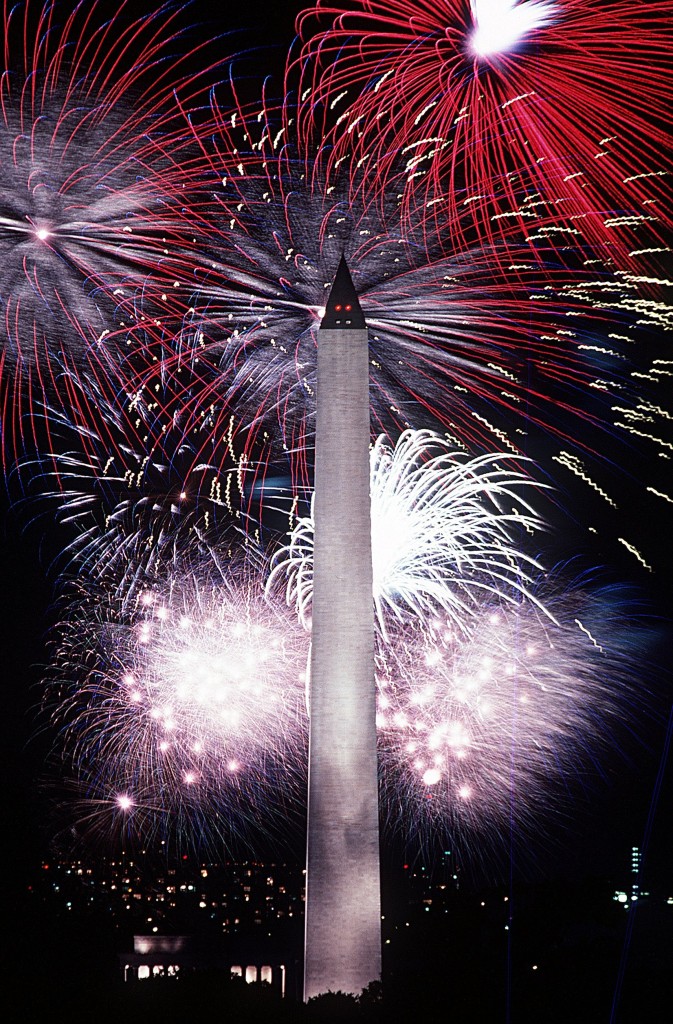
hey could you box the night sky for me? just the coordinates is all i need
[2,0,672,924]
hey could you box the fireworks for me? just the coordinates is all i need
[292,0,673,264]
[160,87,638,514]
[271,429,550,638]
[0,0,664,868]
[46,547,309,852]
[15,361,245,584]
[44,522,652,857]
[0,0,225,459]
[268,426,654,857]
[376,579,650,860]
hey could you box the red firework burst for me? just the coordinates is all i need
[0,0,226,456]
[291,0,673,268]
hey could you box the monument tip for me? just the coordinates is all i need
[320,256,366,330]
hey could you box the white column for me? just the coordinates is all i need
[303,306,381,999]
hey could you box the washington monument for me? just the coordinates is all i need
[303,258,382,1000]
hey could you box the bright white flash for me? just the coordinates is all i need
[271,429,550,641]
[469,0,558,58]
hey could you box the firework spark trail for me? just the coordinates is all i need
[0,0,230,462]
[13,360,247,586]
[291,0,673,266]
[154,87,639,516]
[376,581,651,859]
[270,429,552,639]
[547,266,673,570]
[45,546,310,852]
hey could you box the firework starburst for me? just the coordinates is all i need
[0,0,227,461]
[292,0,673,264]
[45,546,309,852]
[376,578,651,863]
[155,88,637,519]
[271,429,550,639]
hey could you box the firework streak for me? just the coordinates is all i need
[291,0,673,265]
[270,429,551,639]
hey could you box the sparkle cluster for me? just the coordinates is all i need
[376,587,645,853]
[46,551,309,851]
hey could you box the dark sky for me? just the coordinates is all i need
[1,0,672,898]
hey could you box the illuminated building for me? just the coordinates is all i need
[613,844,650,909]
[120,934,287,995]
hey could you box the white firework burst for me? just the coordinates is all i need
[46,546,310,851]
[270,428,550,639]
[376,579,650,859]
[469,0,559,58]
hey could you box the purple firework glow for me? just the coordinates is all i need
[45,546,309,853]
[44,533,650,858]
[375,579,652,863]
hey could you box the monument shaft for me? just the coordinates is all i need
[303,304,381,999]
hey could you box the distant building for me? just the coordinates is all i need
[613,844,650,909]
[120,934,287,995]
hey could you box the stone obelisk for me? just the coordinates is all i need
[303,258,381,1000]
